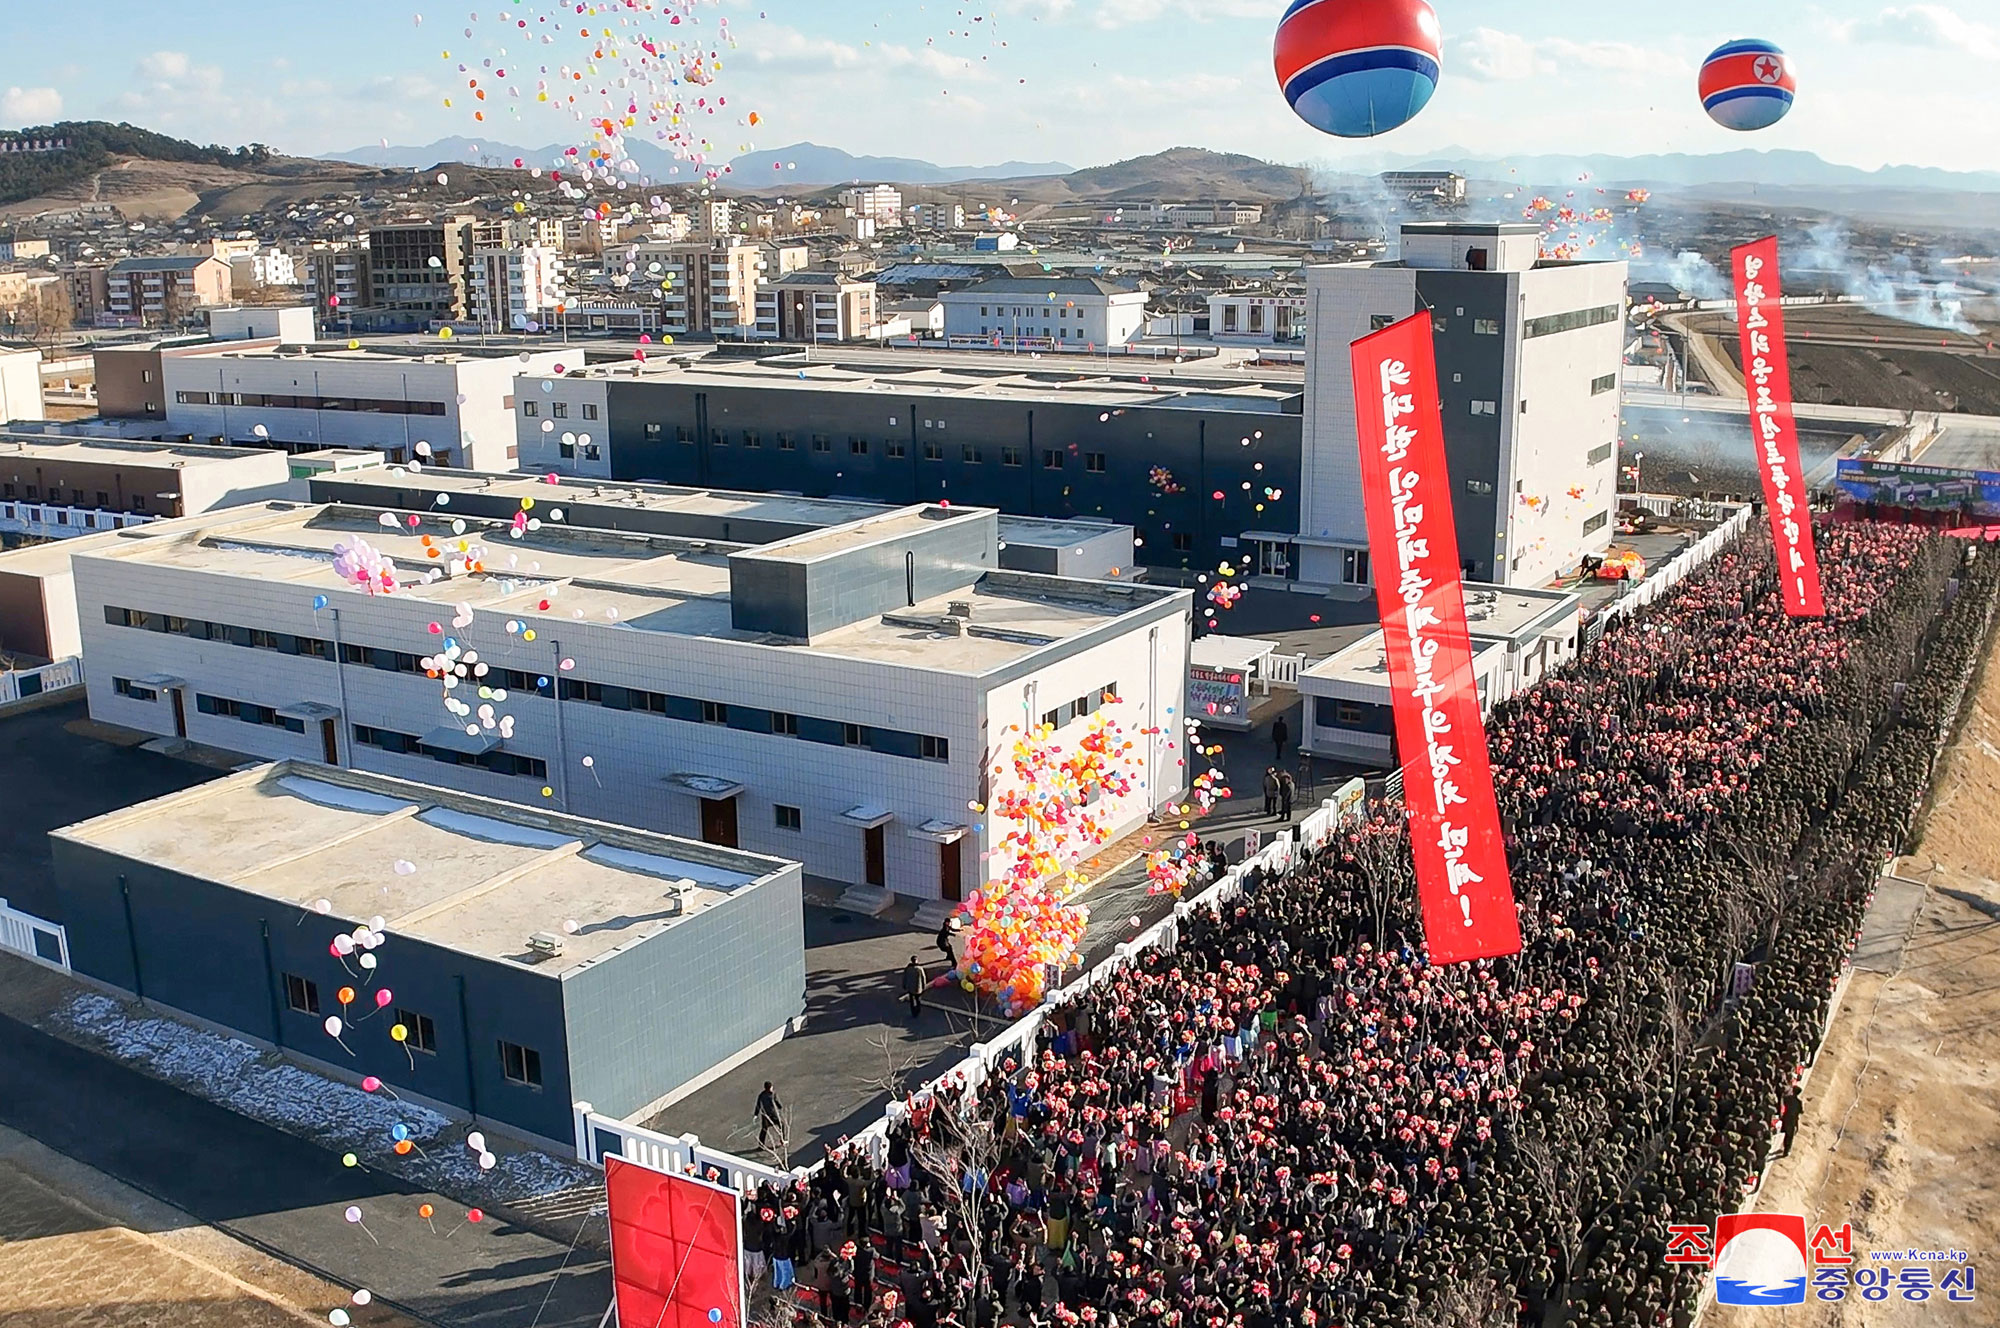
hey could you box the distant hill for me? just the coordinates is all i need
[1372,147,2000,194]
[985,147,1314,205]
[723,142,1074,188]
[0,121,283,207]
[322,137,553,170]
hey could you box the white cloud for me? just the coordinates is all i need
[1842,5,2000,58]
[139,51,193,80]
[1447,27,1672,82]
[1021,0,1269,30]
[2,86,63,124]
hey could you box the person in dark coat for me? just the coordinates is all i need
[1279,768,1296,821]
[1263,767,1281,817]
[755,1081,784,1149]
[936,918,958,969]
[1271,713,1290,761]
[903,956,926,1017]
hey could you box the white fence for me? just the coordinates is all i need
[570,789,1369,1186]
[0,898,70,971]
[1596,505,1753,629]
[0,656,82,707]
[0,503,157,540]
[1263,652,1306,688]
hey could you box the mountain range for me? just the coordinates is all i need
[1364,147,2000,194]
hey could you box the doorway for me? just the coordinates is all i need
[939,838,962,902]
[864,824,886,888]
[320,718,339,765]
[700,797,738,848]
[169,688,186,739]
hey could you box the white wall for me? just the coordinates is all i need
[210,306,317,343]
[0,349,45,423]
[174,450,296,515]
[1296,265,1418,586]
[514,373,613,476]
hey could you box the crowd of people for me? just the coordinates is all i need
[747,518,1998,1328]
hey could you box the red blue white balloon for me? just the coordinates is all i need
[1274,0,1442,139]
[1699,38,1796,132]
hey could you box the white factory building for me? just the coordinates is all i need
[71,501,1193,907]
[162,343,568,471]
[1286,222,1625,590]
[941,277,1149,351]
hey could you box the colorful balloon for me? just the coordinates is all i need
[1275,0,1442,139]
[1699,38,1795,132]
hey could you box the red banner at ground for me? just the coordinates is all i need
[1732,237,1826,617]
[607,1156,745,1328]
[1348,313,1521,965]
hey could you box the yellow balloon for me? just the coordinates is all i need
[541,786,554,797]
[391,1024,408,1042]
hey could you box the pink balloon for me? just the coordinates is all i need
[362,1075,382,1092]
[375,989,394,1008]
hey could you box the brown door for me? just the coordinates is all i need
[700,797,738,848]
[940,838,962,902]
[864,824,886,887]
[320,718,339,764]
[170,689,186,738]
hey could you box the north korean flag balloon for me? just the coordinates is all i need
[1699,38,1796,132]
[1275,0,1443,139]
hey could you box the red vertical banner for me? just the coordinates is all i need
[1348,313,1521,965]
[1732,237,1826,617]
[607,1157,746,1328]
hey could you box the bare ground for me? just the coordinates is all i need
[1744,635,2000,1324]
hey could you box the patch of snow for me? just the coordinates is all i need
[583,844,754,890]
[417,807,576,849]
[51,991,594,1202]
[275,775,417,816]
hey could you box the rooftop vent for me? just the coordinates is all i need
[525,931,564,960]
[946,600,973,618]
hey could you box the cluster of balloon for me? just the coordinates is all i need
[1147,465,1183,495]
[1143,768,1232,897]
[1198,560,1245,622]
[1699,38,1795,132]
[958,711,1144,1013]
[1275,0,1442,139]
[332,537,399,596]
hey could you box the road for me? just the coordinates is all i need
[0,1011,611,1328]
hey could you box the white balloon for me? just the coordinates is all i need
[333,934,356,955]
[479,1151,497,1170]
[466,1130,487,1152]
[358,953,378,971]
[330,1311,351,1327]
[352,1290,373,1306]
[324,1016,344,1037]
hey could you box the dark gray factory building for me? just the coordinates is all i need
[51,762,804,1145]
[511,350,1303,577]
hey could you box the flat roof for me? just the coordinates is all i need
[53,762,793,976]
[76,503,1181,674]
[1302,630,1510,690]
[0,434,276,470]
[1401,222,1542,236]
[1459,583,1582,641]
[747,505,963,562]
[181,343,564,367]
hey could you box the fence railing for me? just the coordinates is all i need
[0,898,69,971]
[1263,652,1306,688]
[569,790,1372,1187]
[1595,504,1752,630]
[0,656,82,707]
[0,503,157,539]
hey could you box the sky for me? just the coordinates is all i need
[3,0,1996,175]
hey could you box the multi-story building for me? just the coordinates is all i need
[163,343,566,470]
[73,500,1193,904]
[106,256,234,325]
[754,271,879,342]
[227,249,298,292]
[300,244,371,321]
[471,217,566,251]
[0,346,43,422]
[1207,289,1307,344]
[0,434,289,542]
[630,239,807,338]
[839,185,903,227]
[64,264,110,325]
[941,276,1149,349]
[0,237,52,262]
[508,347,1302,575]
[694,198,735,239]
[1381,170,1468,206]
[1292,221,1626,590]
[468,244,565,332]
[367,219,476,324]
[907,203,965,231]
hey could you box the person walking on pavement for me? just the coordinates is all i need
[1271,713,1290,762]
[935,917,957,970]
[1263,766,1280,818]
[1279,768,1296,822]
[755,1080,784,1149]
[902,955,926,1018]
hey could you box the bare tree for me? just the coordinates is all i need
[1342,808,1415,951]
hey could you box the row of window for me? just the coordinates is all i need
[3,483,153,512]
[978,305,1093,318]
[1586,442,1615,466]
[1582,510,1610,535]
[351,724,549,778]
[174,391,448,416]
[555,678,950,760]
[196,692,309,733]
[112,677,159,702]
[521,401,598,419]
[1523,303,1621,340]
[1040,683,1118,732]
[642,425,1110,473]
[1590,372,1618,395]
[104,607,335,659]
[282,976,538,1085]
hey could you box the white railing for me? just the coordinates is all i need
[0,503,158,539]
[569,788,1371,1187]
[1263,652,1306,688]
[1596,505,1753,628]
[0,656,82,707]
[0,898,69,971]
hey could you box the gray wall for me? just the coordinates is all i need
[50,836,579,1143]
[561,863,805,1121]
[1416,269,1514,581]
[731,509,995,639]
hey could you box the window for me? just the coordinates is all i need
[1342,547,1371,585]
[701,700,728,725]
[1002,447,1023,467]
[775,804,802,831]
[96,491,110,508]
[1337,701,1365,726]
[1470,400,1497,416]
[886,439,906,459]
[743,430,762,449]
[584,445,601,461]
[920,735,950,762]
[394,1008,438,1054]
[842,722,872,748]
[1524,304,1619,339]
[1590,372,1617,395]
[812,434,832,453]
[523,401,539,418]
[583,403,599,420]
[499,1040,543,1088]
[1586,442,1615,466]
[1085,452,1106,474]
[1582,510,1610,535]
[645,422,662,439]
[559,438,576,459]
[962,444,983,464]
[1172,532,1194,553]
[849,436,869,456]
[552,402,569,418]
[1370,313,1397,331]
[112,677,159,701]
[1473,318,1500,335]
[284,973,320,1015]
[712,430,729,448]
[676,425,696,444]
[1042,449,1065,470]
[772,712,800,737]
[923,441,943,461]
[1465,479,1494,495]
[777,431,796,451]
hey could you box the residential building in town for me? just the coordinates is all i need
[164,342,566,469]
[106,255,234,324]
[907,203,965,231]
[301,244,371,321]
[940,277,1149,349]
[1381,170,1468,205]
[839,185,904,227]
[49,762,804,1145]
[693,198,735,239]
[207,305,318,343]
[1292,221,1625,590]
[65,264,110,325]
[630,239,807,338]
[1207,290,1307,344]
[0,346,43,422]
[72,501,1192,905]
[508,347,1300,575]
[468,244,565,332]
[0,433,289,544]
[227,249,298,292]
[755,270,879,342]
[471,217,566,251]
[0,236,52,262]
[368,219,476,324]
